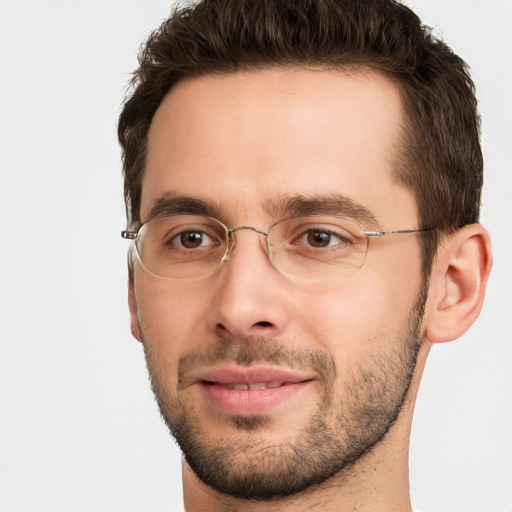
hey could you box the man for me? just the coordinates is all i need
[118,0,492,510]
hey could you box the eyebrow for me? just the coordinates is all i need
[145,191,380,229]
[146,191,223,222]
[263,193,380,229]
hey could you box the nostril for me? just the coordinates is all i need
[253,321,272,328]
[216,323,229,333]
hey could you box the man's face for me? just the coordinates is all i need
[131,68,427,498]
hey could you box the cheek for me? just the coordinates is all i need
[296,257,422,355]
[134,276,211,352]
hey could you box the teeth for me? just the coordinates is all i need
[249,382,266,390]
[218,382,284,390]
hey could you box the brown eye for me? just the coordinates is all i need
[179,231,205,248]
[306,231,332,247]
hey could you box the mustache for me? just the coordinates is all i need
[178,338,337,383]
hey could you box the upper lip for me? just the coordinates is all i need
[183,365,316,387]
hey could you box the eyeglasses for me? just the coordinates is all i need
[121,215,430,281]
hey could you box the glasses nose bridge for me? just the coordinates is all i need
[223,225,270,262]
[230,225,269,237]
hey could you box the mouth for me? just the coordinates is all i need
[189,366,316,416]
[203,381,296,390]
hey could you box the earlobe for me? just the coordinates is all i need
[128,269,143,343]
[424,224,492,344]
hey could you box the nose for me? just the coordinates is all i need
[222,225,268,263]
[210,228,290,340]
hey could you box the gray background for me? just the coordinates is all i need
[0,1,510,510]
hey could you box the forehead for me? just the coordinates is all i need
[143,67,416,227]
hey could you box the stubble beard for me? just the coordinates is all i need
[141,289,426,501]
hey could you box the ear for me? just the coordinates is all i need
[128,262,143,343]
[424,224,492,343]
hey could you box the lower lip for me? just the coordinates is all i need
[199,381,313,415]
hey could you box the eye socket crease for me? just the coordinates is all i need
[263,193,381,231]
[136,190,383,231]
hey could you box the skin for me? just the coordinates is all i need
[128,68,492,511]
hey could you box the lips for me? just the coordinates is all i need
[188,366,316,415]
[212,381,284,390]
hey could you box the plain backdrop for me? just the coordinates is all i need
[0,1,510,511]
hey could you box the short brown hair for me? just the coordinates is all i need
[118,0,482,274]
